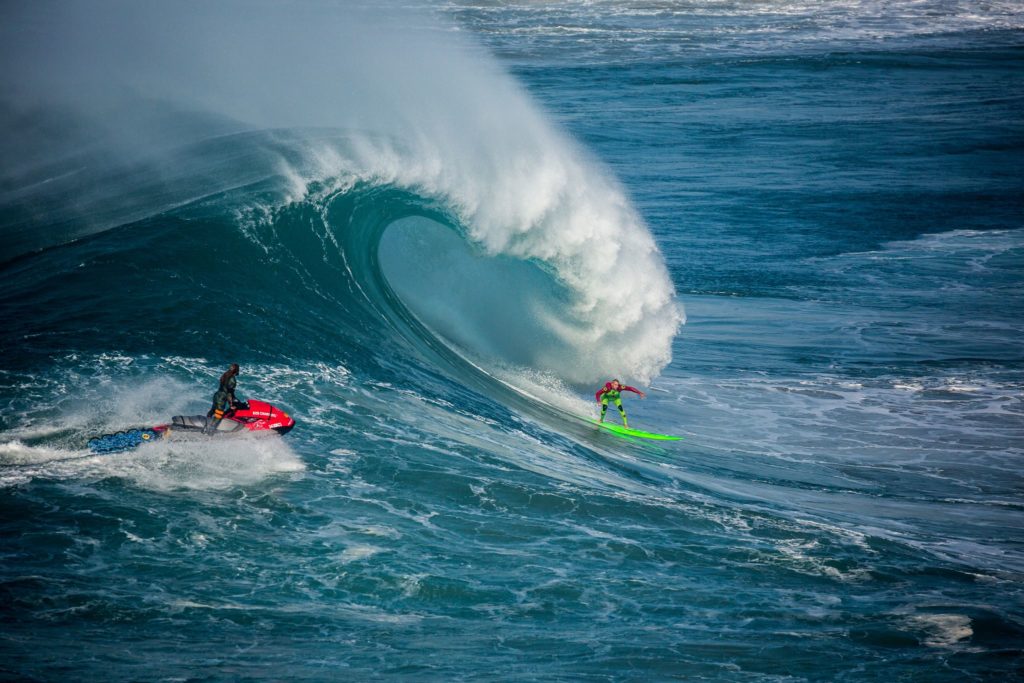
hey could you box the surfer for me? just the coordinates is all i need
[595,379,645,428]
[205,363,243,433]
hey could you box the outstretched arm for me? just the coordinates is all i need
[621,385,646,398]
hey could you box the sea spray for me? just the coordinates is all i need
[0,1,681,385]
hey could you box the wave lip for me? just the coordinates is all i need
[0,0,683,387]
[344,124,684,386]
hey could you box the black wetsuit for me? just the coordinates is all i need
[209,375,238,415]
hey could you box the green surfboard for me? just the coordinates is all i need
[590,419,682,441]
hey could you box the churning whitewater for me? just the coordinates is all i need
[0,2,681,387]
[2,1,1023,681]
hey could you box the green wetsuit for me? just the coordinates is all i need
[600,392,626,425]
[596,382,642,428]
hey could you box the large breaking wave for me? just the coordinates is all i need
[0,1,681,391]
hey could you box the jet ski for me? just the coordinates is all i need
[87,399,295,453]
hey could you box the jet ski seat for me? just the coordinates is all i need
[172,415,210,430]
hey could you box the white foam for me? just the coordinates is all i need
[0,440,73,466]
[906,614,973,648]
[336,545,382,563]
[112,436,305,492]
[302,117,682,385]
[246,17,683,385]
[0,436,304,492]
[1,3,684,384]
[445,1,1024,51]
[0,354,314,491]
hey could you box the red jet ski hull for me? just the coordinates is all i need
[87,400,295,453]
[223,399,295,434]
[157,399,296,436]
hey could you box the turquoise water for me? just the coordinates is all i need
[2,2,1023,680]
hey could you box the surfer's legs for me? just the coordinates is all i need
[615,398,627,427]
[600,398,609,422]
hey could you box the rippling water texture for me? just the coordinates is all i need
[1,1,1022,680]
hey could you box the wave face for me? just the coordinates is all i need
[0,1,680,387]
[2,1,1024,681]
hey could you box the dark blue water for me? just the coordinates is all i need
[2,2,1023,680]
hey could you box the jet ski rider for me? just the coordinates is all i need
[206,363,245,433]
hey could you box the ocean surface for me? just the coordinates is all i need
[1,1,1023,680]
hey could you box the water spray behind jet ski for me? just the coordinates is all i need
[87,400,296,454]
